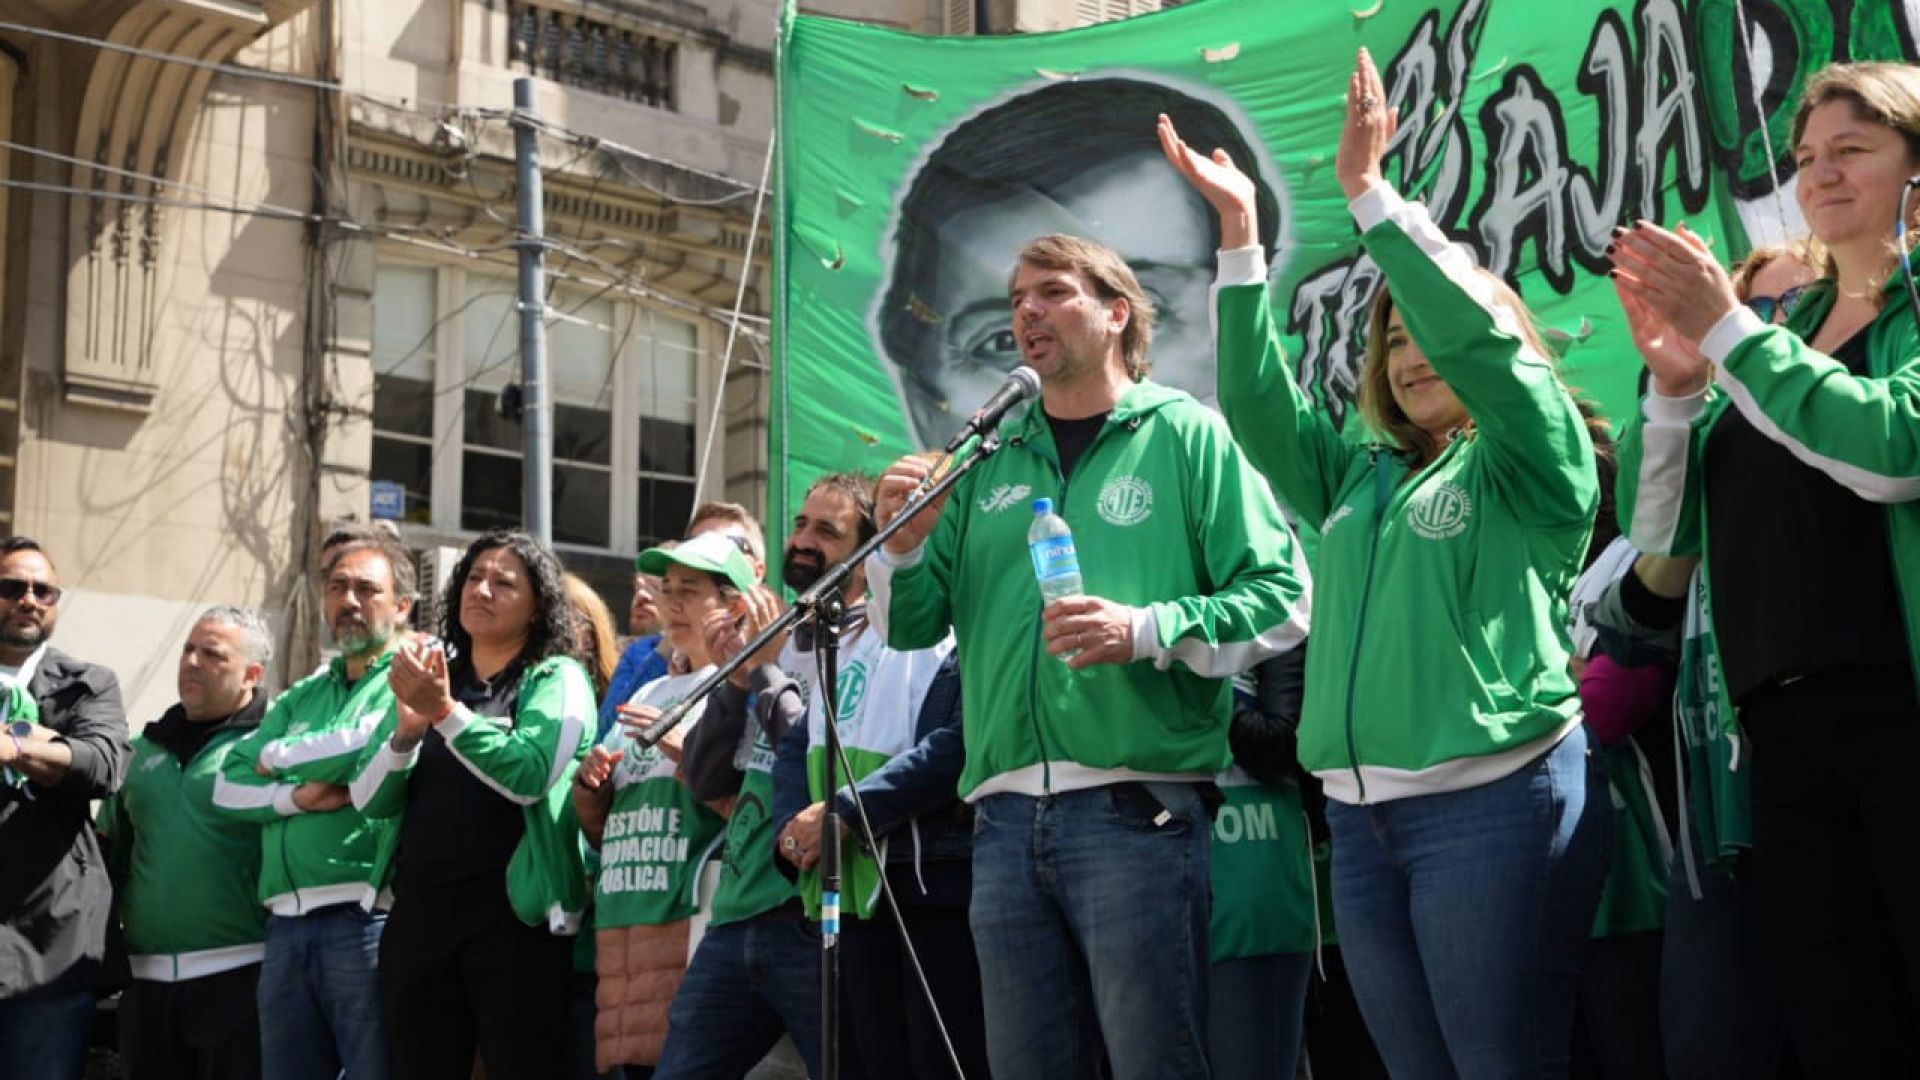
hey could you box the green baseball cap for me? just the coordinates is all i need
[634,531,758,593]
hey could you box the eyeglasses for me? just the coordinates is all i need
[1747,284,1808,325]
[0,578,61,605]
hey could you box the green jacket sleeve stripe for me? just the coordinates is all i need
[212,702,303,820]
[1353,183,1597,527]
[1210,248,1360,529]
[1622,389,1708,556]
[211,770,300,818]
[1707,307,1920,503]
[439,661,592,805]
[256,707,386,779]
[349,725,415,819]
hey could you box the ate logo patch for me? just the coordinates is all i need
[1096,476,1154,526]
[1407,482,1473,540]
[833,661,869,734]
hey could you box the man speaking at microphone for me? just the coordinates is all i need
[869,234,1310,1080]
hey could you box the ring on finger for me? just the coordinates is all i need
[1357,94,1377,109]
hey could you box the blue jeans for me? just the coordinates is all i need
[1207,952,1311,1080]
[970,783,1213,1080]
[0,987,94,1080]
[652,914,824,1080]
[1326,729,1609,1080]
[258,906,391,1080]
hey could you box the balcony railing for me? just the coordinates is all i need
[506,1,678,109]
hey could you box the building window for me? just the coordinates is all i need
[634,313,699,548]
[368,261,709,554]
[371,265,436,523]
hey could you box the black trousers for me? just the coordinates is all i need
[1301,946,1387,1080]
[1744,692,1920,1079]
[840,897,990,1080]
[117,964,262,1080]
[1572,931,1667,1080]
[379,877,572,1080]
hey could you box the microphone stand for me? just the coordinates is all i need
[631,429,1006,1080]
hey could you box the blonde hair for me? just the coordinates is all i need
[563,573,619,698]
[1728,236,1824,301]
[1358,273,1557,461]
[1011,235,1157,380]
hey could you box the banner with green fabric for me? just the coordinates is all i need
[770,0,1920,533]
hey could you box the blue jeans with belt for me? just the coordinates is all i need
[969,782,1213,1080]
[1326,729,1609,1080]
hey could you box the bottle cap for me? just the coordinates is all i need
[1032,497,1053,515]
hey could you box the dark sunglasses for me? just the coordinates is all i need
[0,578,61,605]
[1747,284,1807,324]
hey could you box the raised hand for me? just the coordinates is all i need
[389,638,453,721]
[1157,113,1257,250]
[1612,275,1709,398]
[1608,220,1741,347]
[1335,47,1400,202]
[707,585,789,689]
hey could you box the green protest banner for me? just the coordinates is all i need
[771,0,1918,533]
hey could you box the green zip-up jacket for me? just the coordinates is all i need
[1215,183,1596,803]
[101,700,268,982]
[1618,272,1920,695]
[213,653,400,914]
[869,379,1310,800]
[350,655,592,934]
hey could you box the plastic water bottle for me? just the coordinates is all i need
[1029,498,1083,660]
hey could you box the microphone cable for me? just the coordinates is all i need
[1897,177,1920,328]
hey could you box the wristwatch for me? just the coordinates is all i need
[4,720,30,779]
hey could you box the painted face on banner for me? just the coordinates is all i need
[923,156,1214,418]
[872,77,1285,450]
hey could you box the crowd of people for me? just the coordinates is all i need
[1,49,1916,1080]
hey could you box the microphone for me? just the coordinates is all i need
[943,366,1041,452]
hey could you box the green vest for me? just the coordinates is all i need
[594,672,726,928]
[1209,767,1317,962]
[709,720,796,926]
[799,629,953,921]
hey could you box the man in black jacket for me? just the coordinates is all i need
[0,536,131,1080]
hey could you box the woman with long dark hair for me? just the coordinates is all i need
[350,529,595,1080]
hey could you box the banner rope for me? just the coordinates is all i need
[1732,0,1796,241]
[693,134,775,507]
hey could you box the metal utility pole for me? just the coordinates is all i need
[512,76,553,542]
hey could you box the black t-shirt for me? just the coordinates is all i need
[394,660,531,888]
[1046,411,1108,480]
[1703,330,1917,710]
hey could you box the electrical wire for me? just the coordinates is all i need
[0,18,500,122]
[2,18,773,214]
